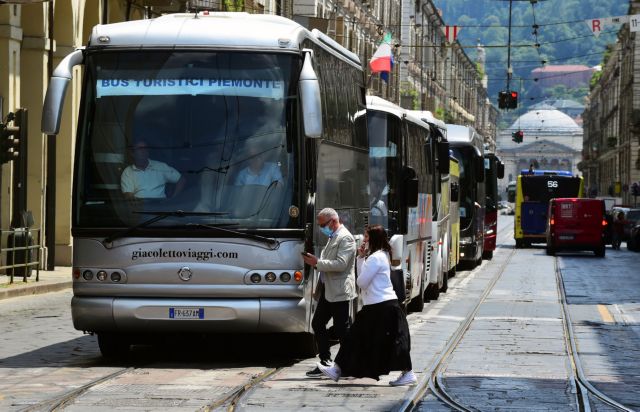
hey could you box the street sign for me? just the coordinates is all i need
[630,14,640,32]
[585,14,640,37]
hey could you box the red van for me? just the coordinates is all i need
[546,198,607,257]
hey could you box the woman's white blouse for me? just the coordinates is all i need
[356,250,398,306]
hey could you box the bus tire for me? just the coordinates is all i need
[515,239,523,249]
[594,246,605,258]
[482,250,493,260]
[448,265,456,278]
[408,280,425,312]
[97,333,130,359]
[440,272,448,293]
[546,245,555,256]
[425,282,440,301]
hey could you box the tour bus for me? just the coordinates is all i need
[448,155,460,277]
[514,170,584,248]
[446,124,485,268]
[483,149,505,259]
[410,110,451,299]
[42,12,370,357]
[366,98,449,311]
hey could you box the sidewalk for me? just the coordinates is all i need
[0,266,72,300]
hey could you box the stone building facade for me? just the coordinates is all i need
[397,0,498,148]
[581,0,640,205]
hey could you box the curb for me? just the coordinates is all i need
[0,281,72,301]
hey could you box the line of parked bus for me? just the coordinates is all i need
[41,12,504,357]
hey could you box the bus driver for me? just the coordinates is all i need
[234,143,283,187]
[120,140,186,200]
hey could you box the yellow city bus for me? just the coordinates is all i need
[448,156,460,274]
[514,170,584,248]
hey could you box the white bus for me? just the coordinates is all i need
[366,98,449,311]
[410,110,451,299]
[42,12,369,357]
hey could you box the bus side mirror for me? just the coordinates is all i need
[42,49,84,135]
[497,162,505,179]
[451,182,459,202]
[438,141,450,174]
[300,50,323,138]
[475,156,485,182]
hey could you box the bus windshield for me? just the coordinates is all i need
[451,146,476,229]
[75,51,300,230]
[485,157,498,212]
[367,111,400,232]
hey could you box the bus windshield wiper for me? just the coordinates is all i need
[103,210,228,247]
[186,222,280,250]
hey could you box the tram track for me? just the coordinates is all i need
[554,258,635,412]
[19,367,134,412]
[18,361,284,412]
[399,247,517,411]
[200,367,282,412]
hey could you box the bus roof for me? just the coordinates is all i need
[446,124,483,155]
[89,12,360,66]
[520,169,573,176]
[409,110,446,132]
[366,96,429,129]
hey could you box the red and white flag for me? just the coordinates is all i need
[445,25,460,43]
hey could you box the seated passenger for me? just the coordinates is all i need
[234,144,283,187]
[120,140,185,200]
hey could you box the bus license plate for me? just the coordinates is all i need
[559,235,574,240]
[169,307,204,319]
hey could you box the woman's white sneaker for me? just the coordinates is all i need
[389,370,417,386]
[318,363,341,382]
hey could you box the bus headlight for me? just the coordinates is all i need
[460,237,473,244]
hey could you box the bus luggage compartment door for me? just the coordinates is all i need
[521,202,547,235]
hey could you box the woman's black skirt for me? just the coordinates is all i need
[335,299,412,380]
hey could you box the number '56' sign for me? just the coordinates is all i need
[547,181,559,188]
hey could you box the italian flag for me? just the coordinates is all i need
[369,33,393,76]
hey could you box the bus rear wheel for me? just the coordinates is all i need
[408,280,425,312]
[482,250,493,260]
[97,333,130,359]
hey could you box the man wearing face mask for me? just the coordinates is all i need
[302,208,357,377]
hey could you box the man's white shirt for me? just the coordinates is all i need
[121,159,181,199]
[235,162,283,186]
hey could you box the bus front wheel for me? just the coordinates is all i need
[515,239,523,249]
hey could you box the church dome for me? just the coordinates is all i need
[509,106,581,133]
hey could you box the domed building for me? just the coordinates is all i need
[496,105,583,195]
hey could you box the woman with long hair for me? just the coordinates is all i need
[318,224,416,386]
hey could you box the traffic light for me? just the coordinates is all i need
[632,182,640,197]
[498,90,519,109]
[508,90,518,109]
[0,110,25,164]
[511,130,524,143]
[498,91,509,109]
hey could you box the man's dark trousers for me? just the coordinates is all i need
[312,292,350,362]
